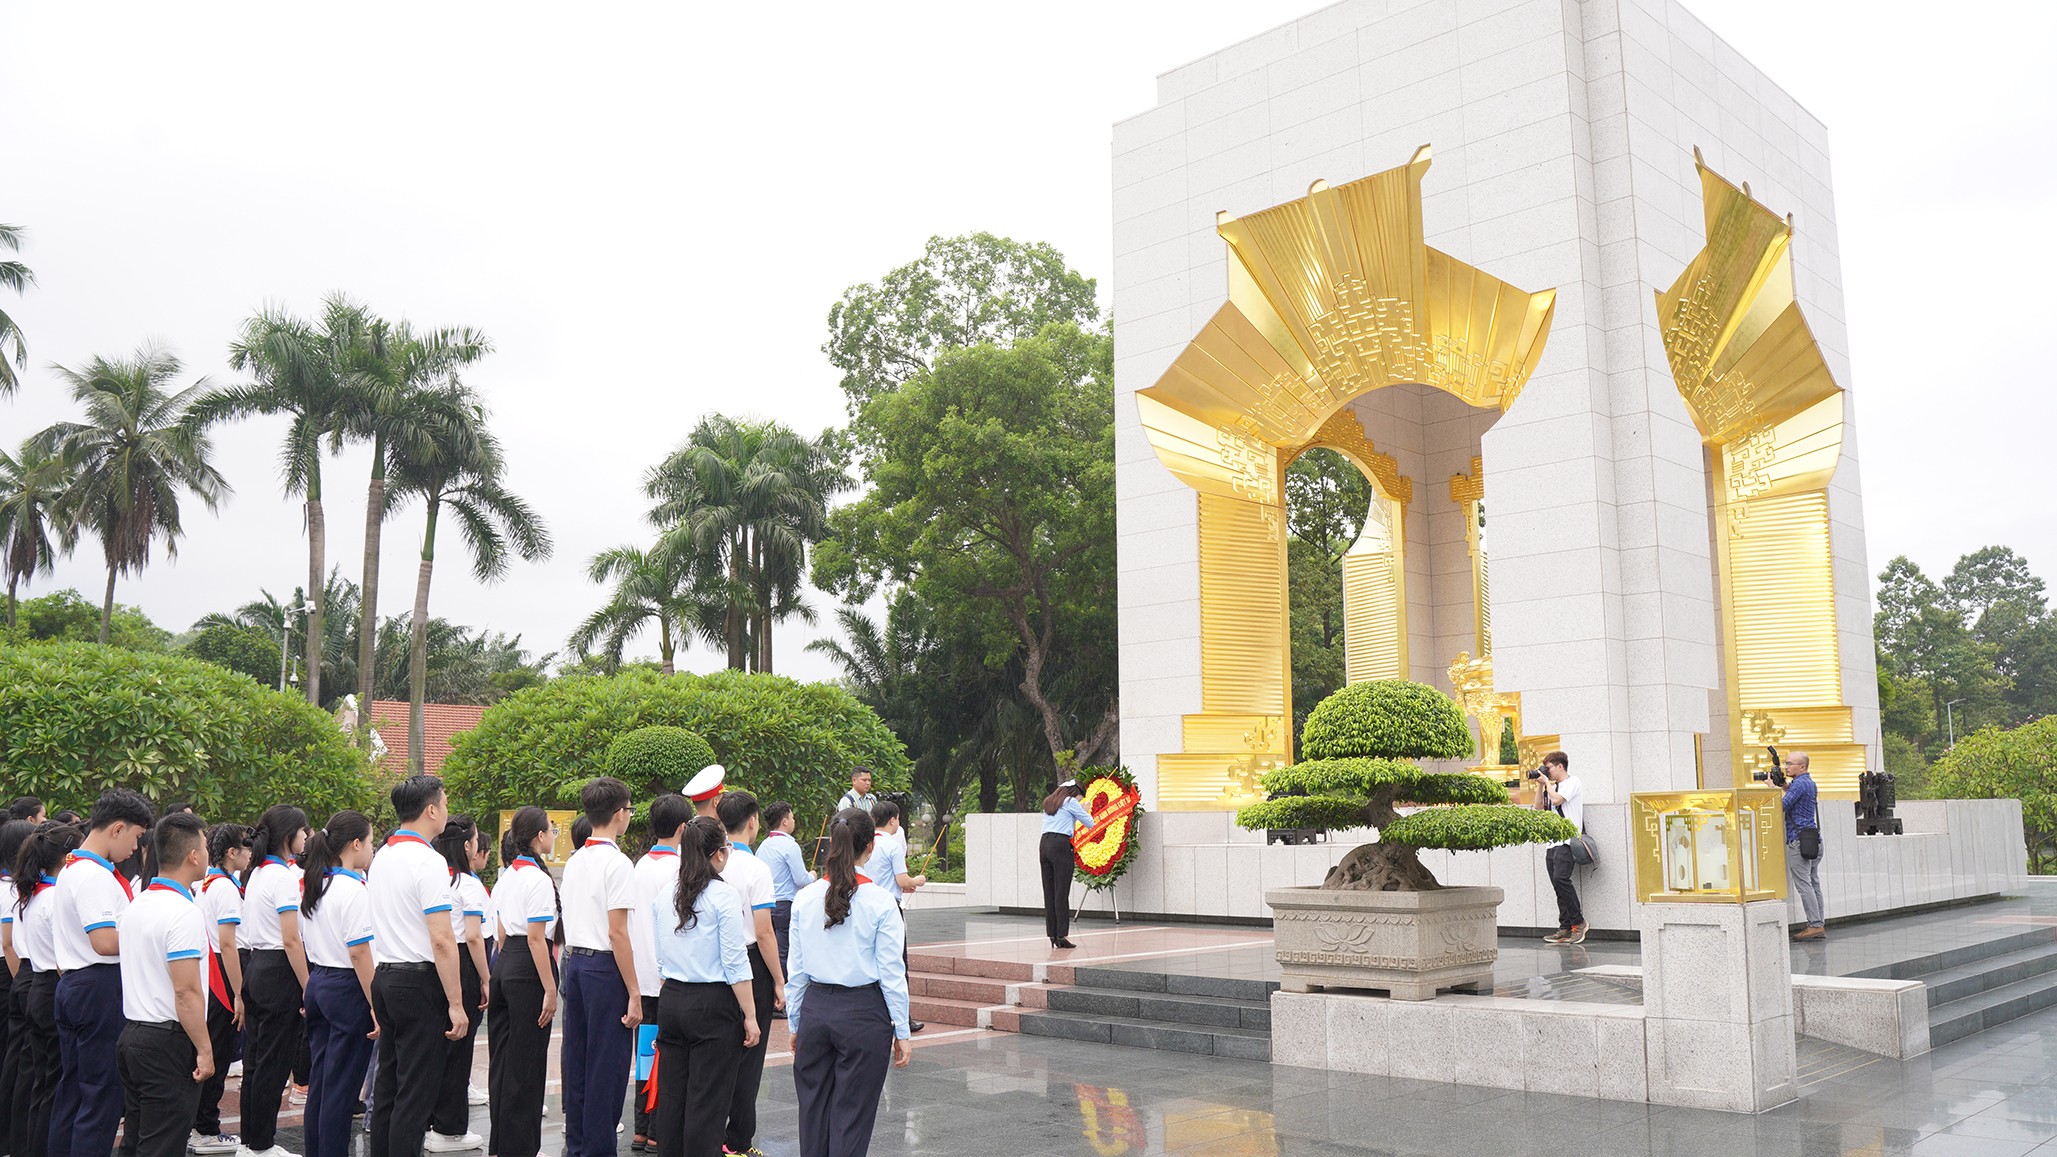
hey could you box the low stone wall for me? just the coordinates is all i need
[1573,965,1932,1059]
[964,799,2029,933]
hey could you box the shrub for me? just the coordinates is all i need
[1235,679,1573,890]
[607,725,718,798]
[0,641,376,823]
[441,667,910,826]
[1929,717,2057,874]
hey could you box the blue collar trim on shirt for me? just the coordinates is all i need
[38,874,56,886]
[729,842,756,855]
[263,854,292,868]
[513,855,541,869]
[71,848,117,871]
[147,876,195,900]
[648,844,677,855]
[327,868,366,883]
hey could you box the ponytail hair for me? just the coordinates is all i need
[822,807,875,930]
[435,815,480,878]
[243,805,309,890]
[501,806,563,944]
[300,810,372,918]
[208,823,251,867]
[671,815,728,932]
[14,820,82,916]
[1042,781,1084,816]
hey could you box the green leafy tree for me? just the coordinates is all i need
[815,323,1117,771]
[0,642,374,821]
[0,223,34,395]
[645,417,842,673]
[1237,680,1574,891]
[822,232,1100,422]
[183,620,282,686]
[2,589,170,650]
[338,316,491,709]
[1928,716,2057,873]
[440,668,909,826]
[1,437,78,627]
[41,347,229,643]
[606,725,717,798]
[1875,556,2005,741]
[388,385,551,770]
[1284,449,1377,748]
[190,297,367,704]
[570,543,724,676]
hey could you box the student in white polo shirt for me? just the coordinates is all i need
[191,824,251,1155]
[713,790,784,1157]
[238,805,311,1157]
[12,820,83,1157]
[115,812,215,1157]
[628,794,691,1153]
[51,788,155,1157]
[485,808,560,1157]
[366,775,467,1157]
[558,777,642,1157]
[297,811,376,1157]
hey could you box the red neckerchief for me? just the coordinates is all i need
[510,856,541,871]
[583,838,617,849]
[644,844,677,860]
[385,830,432,850]
[855,873,874,885]
[65,850,134,901]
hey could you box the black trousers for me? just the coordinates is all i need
[430,950,483,1137]
[52,962,124,1157]
[369,965,452,1157]
[1546,845,1584,929]
[771,900,793,975]
[791,981,892,1157]
[723,945,775,1152]
[653,981,741,1157]
[0,960,25,1146]
[1039,832,1074,941]
[630,995,660,1139]
[304,966,374,1157]
[240,950,302,1151]
[192,971,236,1136]
[10,969,59,1157]
[115,1022,201,1157]
[486,944,552,1157]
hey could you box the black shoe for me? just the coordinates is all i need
[1052,938,1076,949]
[770,1007,787,1019]
[910,1021,925,1034]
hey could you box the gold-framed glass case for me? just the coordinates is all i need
[1630,788,1787,903]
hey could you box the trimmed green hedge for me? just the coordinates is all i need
[441,668,909,824]
[607,726,718,798]
[0,641,376,823]
[1302,679,1474,761]
[1382,805,1575,850]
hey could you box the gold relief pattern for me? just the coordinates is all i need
[1659,154,1865,799]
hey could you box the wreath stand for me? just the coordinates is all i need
[1074,882,1121,925]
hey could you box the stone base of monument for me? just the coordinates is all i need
[1266,885,1501,1001]
[1639,898,1798,1112]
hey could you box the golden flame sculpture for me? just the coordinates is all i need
[1137,146,1558,811]
[1657,150,1865,798]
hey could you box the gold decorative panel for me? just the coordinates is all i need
[1630,788,1788,904]
[1139,146,1558,810]
[1658,152,1864,799]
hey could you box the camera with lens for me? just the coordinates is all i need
[1525,767,1547,781]
[1749,746,1786,787]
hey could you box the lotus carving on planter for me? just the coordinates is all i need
[1237,679,1576,999]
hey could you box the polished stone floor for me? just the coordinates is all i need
[232,884,2057,1156]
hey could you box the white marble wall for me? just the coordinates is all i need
[964,798,2029,931]
[1115,0,1879,812]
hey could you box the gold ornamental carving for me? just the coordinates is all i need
[1137,146,1558,811]
[1656,150,1864,798]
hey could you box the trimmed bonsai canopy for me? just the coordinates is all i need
[1237,679,1576,998]
[606,725,717,800]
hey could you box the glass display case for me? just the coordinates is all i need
[1629,788,1787,903]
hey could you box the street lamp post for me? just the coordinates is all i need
[1945,698,1966,748]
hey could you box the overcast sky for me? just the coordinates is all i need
[3,1,2053,683]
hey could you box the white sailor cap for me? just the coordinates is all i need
[683,763,727,802]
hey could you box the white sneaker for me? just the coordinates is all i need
[235,1147,300,1157]
[287,1085,308,1106]
[227,1060,243,1078]
[423,1133,484,1153]
[467,1083,489,1106]
[190,1134,239,1155]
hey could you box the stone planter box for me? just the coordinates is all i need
[1265,885,1503,1000]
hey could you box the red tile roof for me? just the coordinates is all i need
[366,700,486,780]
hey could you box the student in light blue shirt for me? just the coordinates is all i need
[648,816,757,1157]
[755,802,813,979]
[1039,780,1092,948]
[785,808,910,1157]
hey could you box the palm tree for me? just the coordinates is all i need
[189,297,363,704]
[568,542,727,675]
[40,347,229,642]
[645,417,842,672]
[338,318,490,709]
[0,224,34,395]
[0,437,78,626]
[388,386,551,771]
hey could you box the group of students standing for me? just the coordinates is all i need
[0,764,920,1157]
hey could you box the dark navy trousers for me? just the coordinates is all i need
[560,951,631,1157]
[791,981,892,1157]
[51,963,124,1157]
[303,965,374,1157]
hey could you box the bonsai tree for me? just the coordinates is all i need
[1237,680,1576,891]
[606,724,717,799]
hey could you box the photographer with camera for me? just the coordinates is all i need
[1528,751,1586,944]
[1778,751,1827,940]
